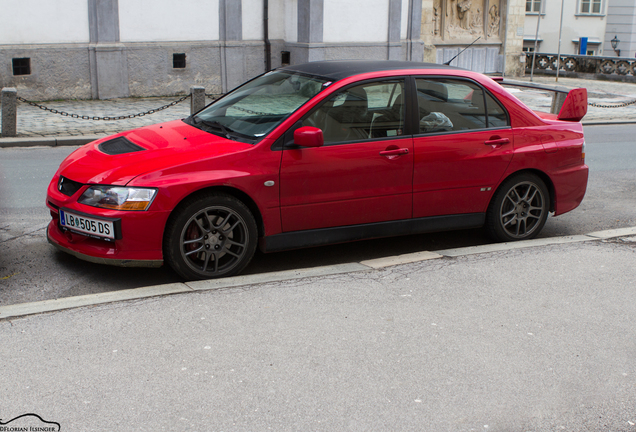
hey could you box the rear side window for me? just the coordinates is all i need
[415,78,509,134]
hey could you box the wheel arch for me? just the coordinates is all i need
[166,185,266,239]
[495,169,555,212]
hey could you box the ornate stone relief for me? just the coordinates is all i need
[488,1,501,38]
[431,0,501,41]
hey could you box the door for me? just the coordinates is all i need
[279,79,414,232]
[412,77,513,218]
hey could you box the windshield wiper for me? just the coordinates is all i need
[192,116,239,139]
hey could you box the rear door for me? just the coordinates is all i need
[279,79,414,232]
[412,77,514,218]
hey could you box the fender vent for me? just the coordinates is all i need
[98,137,146,155]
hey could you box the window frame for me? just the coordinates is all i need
[411,76,510,137]
[279,76,413,149]
[526,0,542,13]
[578,0,603,15]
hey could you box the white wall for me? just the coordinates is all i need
[119,0,219,42]
[323,0,390,43]
[0,0,89,44]
[524,1,607,55]
[401,0,410,40]
[268,0,297,42]
[243,0,264,40]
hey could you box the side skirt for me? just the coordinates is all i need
[260,213,485,253]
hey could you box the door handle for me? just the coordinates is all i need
[380,148,409,156]
[485,137,510,146]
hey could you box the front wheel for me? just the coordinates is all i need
[486,174,549,242]
[164,193,258,280]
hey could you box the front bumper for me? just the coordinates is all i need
[46,177,169,267]
[47,225,163,268]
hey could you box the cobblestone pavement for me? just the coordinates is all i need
[507,76,636,123]
[2,95,219,138]
[1,76,636,138]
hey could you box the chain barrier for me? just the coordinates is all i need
[16,94,191,120]
[588,99,636,108]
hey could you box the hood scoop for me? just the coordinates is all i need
[98,137,146,155]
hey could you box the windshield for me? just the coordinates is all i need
[191,71,329,142]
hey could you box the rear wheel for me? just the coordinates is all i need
[486,174,549,242]
[164,193,257,280]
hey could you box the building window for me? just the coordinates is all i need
[12,58,31,76]
[173,53,186,69]
[526,0,541,13]
[580,0,601,14]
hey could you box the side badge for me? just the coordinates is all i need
[264,181,275,187]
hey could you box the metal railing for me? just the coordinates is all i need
[526,52,636,77]
[1,86,219,138]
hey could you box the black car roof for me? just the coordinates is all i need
[279,60,460,81]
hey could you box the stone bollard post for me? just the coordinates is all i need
[1,88,18,137]
[550,92,568,115]
[190,86,206,115]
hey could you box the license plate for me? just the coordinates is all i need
[60,210,116,240]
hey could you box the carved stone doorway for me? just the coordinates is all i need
[431,0,503,73]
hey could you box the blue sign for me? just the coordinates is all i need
[579,37,588,55]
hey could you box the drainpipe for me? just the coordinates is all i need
[406,0,413,61]
[264,0,272,71]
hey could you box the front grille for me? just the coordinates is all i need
[58,176,83,197]
[98,136,146,155]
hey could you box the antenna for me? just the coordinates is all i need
[444,36,482,66]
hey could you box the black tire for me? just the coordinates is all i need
[486,173,549,242]
[164,193,258,280]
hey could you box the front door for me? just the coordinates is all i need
[279,79,414,232]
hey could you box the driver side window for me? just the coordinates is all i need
[302,80,405,144]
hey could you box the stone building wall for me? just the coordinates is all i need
[419,0,524,75]
[0,0,525,101]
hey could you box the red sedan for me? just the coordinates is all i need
[46,61,589,280]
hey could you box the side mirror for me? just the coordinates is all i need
[293,126,324,148]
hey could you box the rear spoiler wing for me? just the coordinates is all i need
[492,78,587,122]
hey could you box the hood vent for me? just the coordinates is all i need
[98,137,146,155]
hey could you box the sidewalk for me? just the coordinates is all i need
[1,75,636,145]
[1,229,636,431]
[510,75,636,123]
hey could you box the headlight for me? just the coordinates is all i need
[78,186,157,211]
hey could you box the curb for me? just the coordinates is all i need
[1,226,635,321]
[582,120,636,126]
[0,135,103,148]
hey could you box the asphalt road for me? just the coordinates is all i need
[0,124,634,305]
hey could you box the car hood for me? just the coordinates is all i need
[57,120,254,185]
